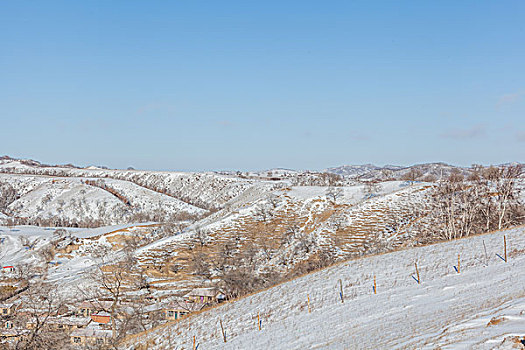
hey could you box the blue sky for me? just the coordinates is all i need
[1,1,524,171]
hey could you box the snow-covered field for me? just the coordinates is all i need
[0,223,157,287]
[125,226,525,350]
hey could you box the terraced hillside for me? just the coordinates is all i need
[133,182,432,298]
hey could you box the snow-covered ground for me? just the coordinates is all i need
[0,158,281,213]
[0,173,206,226]
[287,180,411,202]
[0,223,156,287]
[125,226,525,350]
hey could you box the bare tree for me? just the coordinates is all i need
[362,181,382,199]
[491,165,523,230]
[268,194,280,210]
[254,202,274,222]
[402,168,423,184]
[425,164,524,240]
[0,181,19,213]
[280,224,301,246]
[85,250,141,343]
[326,186,344,205]
[12,283,71,350]
[190,252,212,280]
[381,169,395,181]
[192,227,210,247]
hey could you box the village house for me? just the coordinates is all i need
[90,311,111,325]
[0,328,28,343]
[25,315,91,332]
[164,300,205,321]
[183,287,225,304]
[0,303,18,317]
[1,266,15,273]
[70,328,112,347]
[77,300,112,317]
[46,316,91,332]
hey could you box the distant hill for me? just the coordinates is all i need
[325,162,472,180]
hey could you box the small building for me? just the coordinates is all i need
[164,301,205,321]
[1,266,15,273]
[46,316,91,332]
[91,311,111,325]
[0,303,17,316]
[70,329,112,346]
[183,288,225,304]
[0,328,28,342]
[77,301,112,317]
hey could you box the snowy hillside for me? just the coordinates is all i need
[326,162,472,180]
[0,223,159,284]
[130,181,432,298]
[1,180,435,305]
[125,226,525,350]
[0,157,282,227]
[0,173,205,226]
[0,158,282,210]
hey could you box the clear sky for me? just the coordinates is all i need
[1,1,524,171]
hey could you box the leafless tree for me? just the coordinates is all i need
[192,227,210,247]
[12,283,71,350]
[491,165,523,230]
[0,181,19,213]
[381,169,395,181]
[402,168,423,184]
[190,252,212,280]
[280,224,301,246]
[254,202,274,222]
[85,250,143,344]
[362,181,382,199]
[425,164,524,240]
[268,194,280,210]
[326,186,344,205]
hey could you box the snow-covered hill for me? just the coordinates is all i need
[124,226,525,349]
[0,223,159,284]
[0,157,282,226]
[1,156,524,349]
[0,173,206,226]
[325,162,473,181]
[131,181,432,297]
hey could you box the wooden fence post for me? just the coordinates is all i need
[257,311,261,331]
[307,294,311,313]
[339,279,344,303]
[415,262,420,284]
[220,318,227,343]
[457,253,460,273]
[193,335,196,350]
[504,235,507,262]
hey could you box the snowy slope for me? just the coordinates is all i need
[0,174,205,226]
[326,162,472,180]
[0,158,282,211]
[0,223,158,286]
[125,226,525,350]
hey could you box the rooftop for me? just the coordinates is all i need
[78,300,113,310]
[70,329,112,338]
